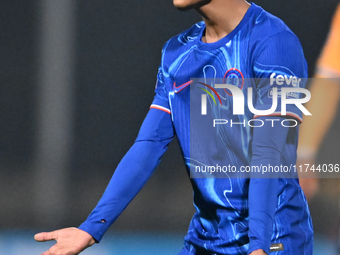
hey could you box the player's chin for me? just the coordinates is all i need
[173,0,211,11]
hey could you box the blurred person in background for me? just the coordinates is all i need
[298,1,340,247]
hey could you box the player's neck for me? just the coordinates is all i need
[197,0,251,43]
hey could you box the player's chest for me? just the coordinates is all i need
[167,48,253,99]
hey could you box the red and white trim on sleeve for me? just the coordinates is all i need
[254,111,303,123]
[150,104,171,114]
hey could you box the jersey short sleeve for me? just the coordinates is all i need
[150,64,171,114]
[253,30,308,123]
[317,4,340,78]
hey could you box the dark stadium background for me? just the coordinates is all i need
[1,0,339,254]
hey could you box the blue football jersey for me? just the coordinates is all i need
[151,3,313,255]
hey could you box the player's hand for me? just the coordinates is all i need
[34,227,95,255]
[299,177,319,201]
[249,249,267,255]
[296,155,319,201]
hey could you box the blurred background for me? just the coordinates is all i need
[1,0,340,254]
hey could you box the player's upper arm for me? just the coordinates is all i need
[136,102,174,143]
[136,62,174,142]
[252,31,307,123]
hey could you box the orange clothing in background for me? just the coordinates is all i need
[317,4,340,77]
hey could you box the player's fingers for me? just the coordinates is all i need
[40,249,77,255]
[35,230,59,242]
[40,251,52,255]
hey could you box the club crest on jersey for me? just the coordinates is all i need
[223,68,244,96]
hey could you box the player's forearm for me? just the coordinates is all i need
[248,118,289,255]
[79,138,171,242]
[248,170,279,255]
[248,160,279,255]
[79,107,174,242]
[299,78,340,154]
